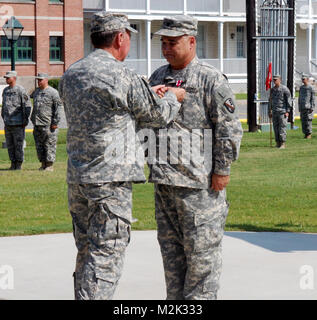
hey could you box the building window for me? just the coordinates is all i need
[236,26,245,58]
[50,36,63,61]
[197,25,206,59]
[1,36,34,62]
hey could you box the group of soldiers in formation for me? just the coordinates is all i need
[1,71,62,171]
[0,12,315,301]
[269,74,315,149]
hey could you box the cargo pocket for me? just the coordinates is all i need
[193,195,229,253]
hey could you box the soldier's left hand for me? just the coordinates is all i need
[211,174,230,192]
[152,85,168,98]
[285,112,289,118]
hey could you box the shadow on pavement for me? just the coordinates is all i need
[225,231,317,253]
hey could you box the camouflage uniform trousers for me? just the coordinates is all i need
[33,126,58,163]
[155,184,229,300]
[272,112,288,143]
[68,182,132,300]
[300,109,314,136]
[4,125,25,162]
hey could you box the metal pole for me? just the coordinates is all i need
[246,0,257,132]
[10,40,15,71]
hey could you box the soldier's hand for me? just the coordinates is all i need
[167,87,186,103]
[211,174,230,192]
[285,112,289,118]
[152,85,168,98]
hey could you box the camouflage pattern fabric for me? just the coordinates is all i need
[60,46,181,300]
[1,85,31,126]
[155,184,228,300]
[4,125,25,162]
[269,84,292,114]
[149,56,243,189]
[300,109,314,136]
[149,54,242,300]
[273,113,288,143]
[31,86,62,127]
[299,84,315,136]
[59,48,181,185]
[68,182,131,300]
[33,126,58,162]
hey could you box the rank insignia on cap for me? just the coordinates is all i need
[224,98,235,113]
[176,80,184,87]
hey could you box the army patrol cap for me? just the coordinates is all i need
[301,74,309,80]
[154,15,198,37]
[35,73,49,80]
[90,12,138,35]
[273,74,281,80]
[3,71,17,78]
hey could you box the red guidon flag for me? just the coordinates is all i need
[266,62,273,91]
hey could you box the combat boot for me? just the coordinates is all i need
[15,161,23,170]
[9,161,16,170]
[44,162,54,172]
[279,143,286,149]
[275,142,280,148]
[306,134,312,139]
[39,161,46,171]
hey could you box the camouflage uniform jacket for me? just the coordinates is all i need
[149,56,243,189]
[269,84,292,114]
[299,84,315,112]
[31,86,62,126]
[1,85,32,126]
[59,49,181,184]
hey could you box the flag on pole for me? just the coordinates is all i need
[266,62,273,91]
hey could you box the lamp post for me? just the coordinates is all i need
[2,16,24,71]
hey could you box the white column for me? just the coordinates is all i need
[314,24,317,60]
[219,0,223,16]
[105,0,109,11]
[308,24,313,73]
[146,0,150,14]
[183,0,187,15]
[146,20,152,79]
[218,22,224,72]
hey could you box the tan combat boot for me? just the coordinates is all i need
[306,134,312,139]
[279,143,286,149]
[44,162,54,172]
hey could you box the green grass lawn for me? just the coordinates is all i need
[1,120,317,237]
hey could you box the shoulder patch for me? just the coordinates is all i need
[224,98,235,113]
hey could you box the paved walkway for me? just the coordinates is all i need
[0,231,316,300]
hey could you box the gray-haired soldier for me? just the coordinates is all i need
[31,73,62,171]
[299,74,315,139]
[269,75,292,149]
[59,12,184,300]
[149,15,243,300]
[1,71,31,170]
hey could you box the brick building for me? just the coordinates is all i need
[0,0,84,93]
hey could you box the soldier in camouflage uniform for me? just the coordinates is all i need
[299,74,315,139]
[59,12,185,300]
[1,71,31,170]
[31,73,62,171]
[149,16,243,300]
[269,75,292,149]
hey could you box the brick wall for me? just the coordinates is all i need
[0,0,84,90]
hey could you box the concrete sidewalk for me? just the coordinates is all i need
[0,231,316,300]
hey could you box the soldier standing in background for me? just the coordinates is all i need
[269,75,292,149]
[59,12,184,300]
[1,71,31,170]
[299,74,315,139]
[149,15,243,300]
[31,73,62,171]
